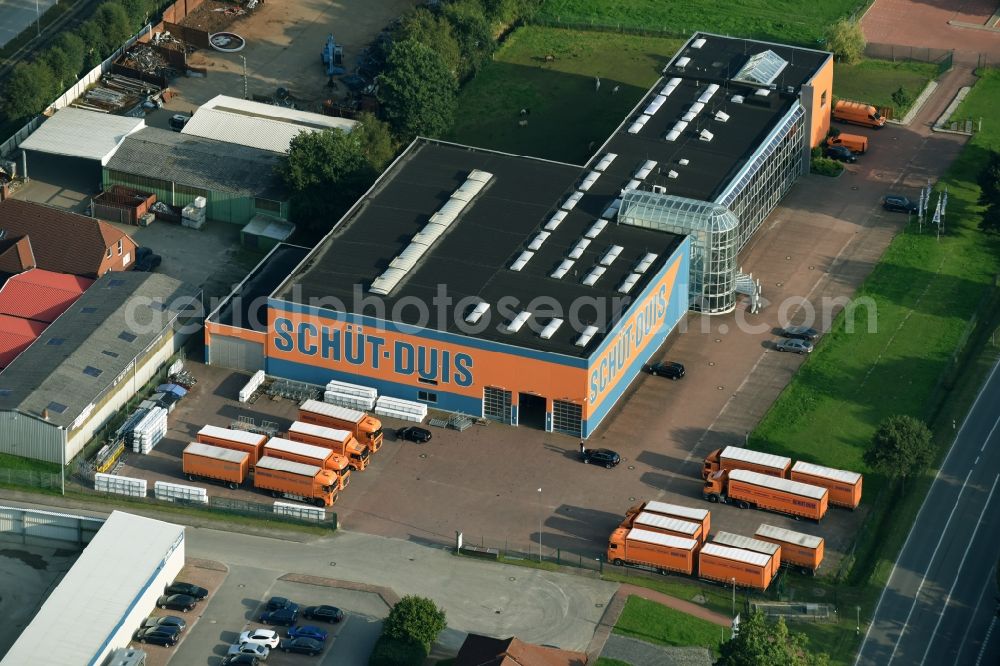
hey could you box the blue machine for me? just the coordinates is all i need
[321,34,344,79]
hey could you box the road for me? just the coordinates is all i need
[857,358,1000,665]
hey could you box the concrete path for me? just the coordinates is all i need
[602,634,713,666]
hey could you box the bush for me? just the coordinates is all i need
[368,634,426,666]
[811,146,823,159]
[825,19,865,64]
[382,595,447,652]
[810,157,844,177]
[891,86,912,112]
[377,39,459,140]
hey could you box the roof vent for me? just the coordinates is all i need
[582,266,607,286]
[691,38,707,49]
[618,273,641,293]
[575,325,599,347]
[465,302,490,324]
[634,160,657,180]
[505,311,531,333]
[635,252,658,273]
[652,185,667,194]
[732,95,744,104]
[544,210,567,231]
[699,129,714,142]
[585,220,608,239]
[668,170,679,179]
[676,56,691,68]
[595,152,617,172]
[510,250,534,271]
[551,259,574,279]
[600,245,624,266]
[715,110,730,122]
[678,158,690,166]
[539,318,564,340]
[561,191,583,211]
[528,231,550,251]
[568,238,591,259]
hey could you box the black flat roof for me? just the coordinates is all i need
[275,141,684,357]
[212,243,310,331]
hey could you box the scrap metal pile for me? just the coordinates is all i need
[73,74,162,114]
[119,43,180,79]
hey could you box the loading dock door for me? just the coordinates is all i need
[483,387,512,423]
[518,393,547,430]
[552,400,583,438]
[209,335,264,373]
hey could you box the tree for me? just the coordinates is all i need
[353,112,397,172]
[77,21,107,68]
[92,3,132,55]
[395,7,463,80]
[441,0,495,79]
[825,19,866,64]
[381,595,446,653]
[50,33,86,81]
[891,86,912,112]
[718,609,829,666]
[864,415,934,489]
[377,39,458,140]
[1,62,56,121]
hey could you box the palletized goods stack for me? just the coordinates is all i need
[374,396,427,422]
[181,196,206,229]
[323,379,377,410]
[132,406,168,453]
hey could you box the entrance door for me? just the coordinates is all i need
[518,393,547,430]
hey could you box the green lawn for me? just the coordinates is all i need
[595,660,633,666]
[834,59,940,118]
[614,596,724,653]
[951,67,1000,124]
[449,26,684,164]
[535,0,866,45]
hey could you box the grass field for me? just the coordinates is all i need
[535,0,866,45]
[614,596,723,654]
[449,26,683,163]
[595,659,631,666]
[834,59,940,117]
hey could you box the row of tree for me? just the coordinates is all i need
[1,0,161,122]
[977,150,1000,233]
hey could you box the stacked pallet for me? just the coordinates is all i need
[323,379,377,410]
[95,473,147,498]
[239,370,266,403]
[181,196,207,229]
[132,406,168,453]
[375,396,426,422]
[154,480,209,504]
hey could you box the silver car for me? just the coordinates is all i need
[228,642,269,661]
[776,338,813,354]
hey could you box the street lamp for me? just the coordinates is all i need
[240,55,248,100]
[731,577,736,615]
[538,487,543,562]
[856,606,860,636]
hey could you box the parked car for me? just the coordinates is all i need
[581,448,621,468]
[135,247,162,272]
[239,629,280,649]
[824,145,857,163]
[302,605,345,624]
[397,426,432,443]
[156,594,196,611]
[779,326,819,341]
[141,615,186,632]
[168,114,189,131]
[883,195,919,214]
[260,607,298,626]
[221,655,260,666]
[775,339,814,354]
[646,361,685,379]
[279,637,324,655]
[133,625,180,646]
[228,642,269,661]
[287,625,329,642]
[264,596,298,613]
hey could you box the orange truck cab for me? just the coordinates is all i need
[702,446,791,479]
[287,420,370,471]
[827,132,868,153]
[253,455,339,507]
[263,436,351,490]
[832,100,885,129]
[298,400,384,452]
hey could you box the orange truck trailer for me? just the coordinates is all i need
[625,500,711,537]
[790,461,863,509]
[298,399,384,452]
[755,523,825,574]
[624,511,704,543]
[264,437,351,490]
[832,100,885,129]
[702,446,791,479]
[607,527,699,575]
[698,542,775,590]
[704,469,829,521]
[182,442,249,489]
[253,455,339,507]
[711,531,781,581]
[196,425,268,466]
[287,420,370,471]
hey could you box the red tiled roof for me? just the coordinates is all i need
[0,199,132,277]
[0,235,36,273]
[456,635,588,666]
[0,269,93,323]
[0,314,46,368]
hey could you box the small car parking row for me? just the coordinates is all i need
[218,596,347,665]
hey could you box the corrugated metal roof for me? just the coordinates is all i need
[241,215,295,242]
[288,420,351,443]
[264,436,331,461]
[729,469,828,500]
[19,107,145,164]
[201,95,357,131]
[755,524,824,549]
[626,527,698,550]
[185,441,249,463]
[634,512,701,536]
[256,455,321,477]
[712,531,780,555]
[700,542,771,567]
[300,400,363,422]
[0,511,184,666]
[198,424,267,446]
[792,461,862,484]
[182,106,354,154]
[642,501,709,521]
[720,445,791,469]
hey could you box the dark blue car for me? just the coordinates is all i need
[288,625,329,642]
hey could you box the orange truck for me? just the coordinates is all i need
[698,542,775,590]
[607,527,699,575]
[703,469,829,521]
[287,420,370,471]
[711,531,781,581]
[298,399,384,452]
[832,100,885,129]
[755,523,825,574]
[626,500,711,537]
[196,425,268,466]
[827,132,868,153]
[253,455,339,507]
[789,461,863,509]
[702,446,791,479]
[624,511,704,543]
[264,437,351,490]
[182,442,249,489]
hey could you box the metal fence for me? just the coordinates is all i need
[0,468,62,490]
[526,16,690,39]
[864,42,954,76]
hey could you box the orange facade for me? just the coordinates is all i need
[806,54,834,147]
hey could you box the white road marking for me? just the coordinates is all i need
[975,614,999,666]
[956,562,997,662]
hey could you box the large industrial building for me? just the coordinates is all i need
[207,32,833,437]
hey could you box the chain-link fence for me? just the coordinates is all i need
[0,468,62,490]
[864,42,954,77]
[526,17,690,39]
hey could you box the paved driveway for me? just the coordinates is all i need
[862,0,1000,61]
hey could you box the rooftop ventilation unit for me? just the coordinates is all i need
[539,318,564,340]
[602,198,623,220]
[506,311,531,333]
[594,152,617,172]
[699,129,714,142]
[675,56,691,68]
[568,238,591,259]
[635,252,658,273]
[715,110,730,122]
[754,88,771,97]
[545,210,567,230]
[561,191,584,211]
[528,231,550,251]
[551,259,574,279]
[652,185,667,194]
[600,245,624,266]
[575,325,599,347]
[634,160,658,180]
[731,95,745,104]
[510,250,534,271]
[678,158,690,165]
[582,266,607,286]
[618,273,641,293]
[465,301,490,324]
[691,37,707,49]
[579,170,601,191]
[585,220,608,239]
[668,170,679,179]
[628,115,650,134]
